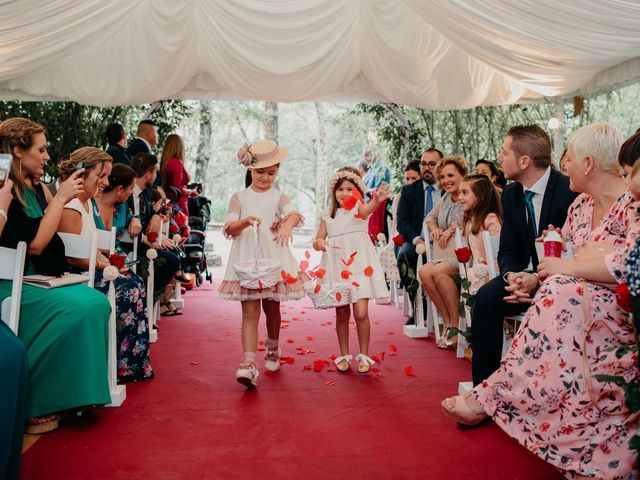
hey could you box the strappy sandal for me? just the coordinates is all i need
[333,354,352,372]
[25,414,60,434]
[160,302,182,316]
[236,361,259,388]
[436,326,457,350]
[441,392,488,426]
[355,354,375,373]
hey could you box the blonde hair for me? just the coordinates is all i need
[568,122,625,175]
[0,117,46,205]
[58,147,112,181]
[160,133,186,188]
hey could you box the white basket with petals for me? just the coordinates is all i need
[234,225,281,289]
[305,247,353,309]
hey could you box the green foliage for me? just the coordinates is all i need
[0,99,191,178]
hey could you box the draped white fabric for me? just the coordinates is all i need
[1,0,639,108]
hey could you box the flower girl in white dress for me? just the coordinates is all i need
[312,167,390,373]
[219,141,308,388]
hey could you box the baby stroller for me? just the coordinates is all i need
[184,183,212,286]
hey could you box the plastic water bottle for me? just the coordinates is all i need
[543,231,563,258]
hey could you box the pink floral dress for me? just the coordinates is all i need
[475,191,640,479]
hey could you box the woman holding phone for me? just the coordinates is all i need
[0,117,111,434]
[58,152,153,382]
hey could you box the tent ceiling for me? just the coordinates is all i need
[1,0,640,109]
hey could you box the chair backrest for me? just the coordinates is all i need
[58,231,99,288]
[481,230,500,279]
[0,242,27,334]
[96,227,117,255]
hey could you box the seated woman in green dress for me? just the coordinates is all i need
[0,177,29,480]
[0,117,111,434]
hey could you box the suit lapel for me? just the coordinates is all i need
[538,169,558,232]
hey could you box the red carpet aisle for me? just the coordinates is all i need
[21,281,561,480]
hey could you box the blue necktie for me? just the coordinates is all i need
[424,185,434,217]
[524,190,537,239]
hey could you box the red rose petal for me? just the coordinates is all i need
[300,260,309,271]
[354,213,365,219]
[335,292,342,302]
[306,336,314,341]
[258,279,264,289]
[304,250,311,259]
[342,196,357,210]
[313,359,325,372]
[190,361,199,366]
[280,270,288,280]
[352,282,360,287]
[371,355,380,362]
[287,338,294,343]
[314,284,322,294]
[315,268,326,279]
[389,344,398,353]
[404,365,416,376]
[364,266,374,276]
[326,379,335,386]
[340,270,352,279]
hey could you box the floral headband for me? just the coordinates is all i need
[328,169,366,194]
[237,143,255,167]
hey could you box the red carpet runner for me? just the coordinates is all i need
[22,280,561,479]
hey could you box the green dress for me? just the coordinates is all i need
[0,188,111,417]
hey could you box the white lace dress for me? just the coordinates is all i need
[219,187,309,301]
[318,208,389,302]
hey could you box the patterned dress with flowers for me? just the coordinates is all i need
[474,192,640,479]
[219,187,309,301]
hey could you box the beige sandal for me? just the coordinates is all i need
[441,392,488,426]
[355,354,375,373]
[25,414,60,434]
[334,354,352,372]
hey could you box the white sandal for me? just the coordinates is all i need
[355,353,375,373]
[264,347,281,372]
[334,354,352,372]
[236,362,259,388]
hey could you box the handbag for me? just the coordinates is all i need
[234,225,281,289]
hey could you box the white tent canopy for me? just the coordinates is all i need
[2,0,640,109]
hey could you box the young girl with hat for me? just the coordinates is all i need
[312,167,390,373]
[219,140,308,388]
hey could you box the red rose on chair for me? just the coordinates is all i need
[392,234,404,247]
[147,231,158,242]
[454,247,472,263]
[616,283,632,313]
[109,254,126,268]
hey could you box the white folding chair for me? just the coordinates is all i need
[145,222,163,343]
[0,242,27,334]
[59,229,126,406]
[120,230,138,274]
[454,228,471,359]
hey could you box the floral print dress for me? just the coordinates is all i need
[474,192,640,479]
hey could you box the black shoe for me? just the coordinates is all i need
[174,273,190,284]
[405,316,415,326]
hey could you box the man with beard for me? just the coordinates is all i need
[396,148,443,324]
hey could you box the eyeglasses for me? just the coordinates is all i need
[420,161,438,167]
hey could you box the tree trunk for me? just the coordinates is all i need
[264,102,278,141]
[195,100,213,192]
[314,102,328,225]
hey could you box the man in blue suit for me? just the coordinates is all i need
[396,147,443,324]
[471,125,579,386]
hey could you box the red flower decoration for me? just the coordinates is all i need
[109,253,126,268]
[392,234,404,247]
[364,266,374,277]
[454,247,472,263]
[341,270,352,279]
[616,283,632,313]
[146,231,158,242]
[315,268,326,279]
[169,224,179,234]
